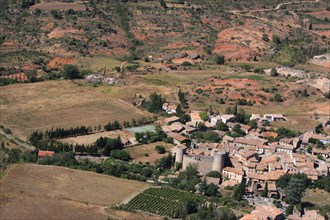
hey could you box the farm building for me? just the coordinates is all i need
[38,150,55,159]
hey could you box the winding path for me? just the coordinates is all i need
[0,128,35,151]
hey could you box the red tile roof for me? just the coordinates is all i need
[38,150,55,157]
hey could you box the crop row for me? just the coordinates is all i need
[127,193,183,217]
[143,187,205,202]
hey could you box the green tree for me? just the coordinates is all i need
[199,181,208,195]
[143,93,163,113]
[160,0,167,8]
[34,8,41,16]
[215,55,225,65]
[247,119,257,129]
[205,183,218,197]
[51,10,62,19]
[232,104,238,116]
[233,179,246,201]
[270,68,279,77]
[203,131,220,142]
[61,65,82,79]
[199,112,209,122]
[155,145,166,154]
[285,178,306,204]
[272,35,281,45]
[232,124,245,136]
[315,176,330,192]
[155,153,172,171]
[181,61,192,66]
[261,181,268,197]
[286,204,294,216]
[176,105,190,123]
[216,121,229,131]
[301,89,309,97]
[309,23,313,30]
[114,66,121,72]
[178,89,187,107]
[315,123,323,134]
[225,107,232,114]
[274,93,283,102]
[206,171,221,178]
[262,33,270,42]
[276,127,296,138]
[109,150,130,161]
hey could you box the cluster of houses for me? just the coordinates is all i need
[159,110,330,201]
[240,205,325,220]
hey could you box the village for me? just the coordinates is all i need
[160,103,330,219]
[34,99,330,220]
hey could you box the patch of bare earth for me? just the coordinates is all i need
[213,25,268,61]
[47,57,77,68]
[48,28,82,39]
[30,1,86,11]
[59,130,135,145]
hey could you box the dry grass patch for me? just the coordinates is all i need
[30,1,86,11]
[59,130,135,145]
[125,142,174,165]
[0,163,150,220]
[0,81,150,140]
[302,188,330,207]
[0,134,26,152]
[271,116,321,133]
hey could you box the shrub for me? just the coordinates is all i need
[110,150,131,161]
[215,55,225,65]
[274,93,283,102]
[206,171,220,178]
[262,34,270,42]
[181,61,193,66]
[61,65,83,79]
[270,68,278,77]
[272,46,304,67]
[155,145,166,154]
[286,204,294,216]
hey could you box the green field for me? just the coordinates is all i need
[141,70,223,85]
[78,55,123,72]
[125,187,205,217]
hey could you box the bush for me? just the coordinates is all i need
[110,150,131,161]
[274,93,283,102]
[206,171,220,178]
[125,64,140,71]
[51,10,62,19]
[270,68,278,77]
[272,46,304,67]
[61,65,83,80]
[181,61,193,66]
[238,64,253,72]
[262,34,270,42]
[215,55,225,65]
[155,145,166,154]
[254,68,264,74]
[286,204,294,216]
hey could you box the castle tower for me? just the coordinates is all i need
[212,151,226,173]
[175,146,185,164]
